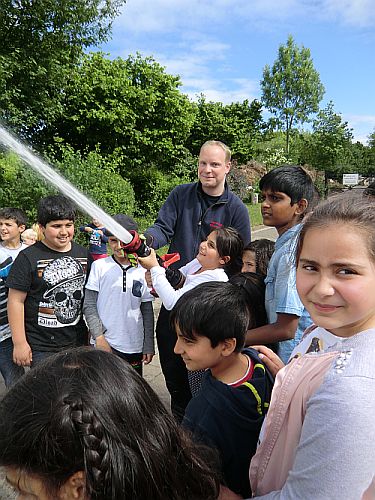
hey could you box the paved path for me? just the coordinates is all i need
[0,225,276,498]
[251,225,278,241]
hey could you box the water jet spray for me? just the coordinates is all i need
[0,125,150,256]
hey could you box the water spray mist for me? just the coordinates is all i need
[0,125,136,246]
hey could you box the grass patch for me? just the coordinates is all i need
[246,203,263,228]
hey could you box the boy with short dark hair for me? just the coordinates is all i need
[245,165,316,362]
[6,195,88,368]
[171,281,273,498]
[0,207,28,386]
[0,207,27,257]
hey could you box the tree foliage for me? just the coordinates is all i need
[369,129,375,150]
[49,52,196,174]
[261,35,324,154]
[301,102,354,193]
[346,141,375,177]
[0,0,125,141]
[306,101,353,171]
[187,95,264,164]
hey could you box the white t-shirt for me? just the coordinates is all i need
[0,242,27,259]
[85,257,153,353]
[151,258,228,310]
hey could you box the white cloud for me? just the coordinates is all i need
[320,0,375,27]
[346,114,375,125]
[114,0,375,35]
[152,46,259,104]
[114,0,223,34]
[183,77,259,104]
[190,41,230,57]
[345,114,375,144]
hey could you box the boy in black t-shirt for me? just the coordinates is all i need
[7,195,88,367]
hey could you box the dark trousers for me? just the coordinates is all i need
[111,348,143,376]
[156,305,192,422]
[30,336,88,368]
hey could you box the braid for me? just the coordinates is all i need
[66,398,110,498]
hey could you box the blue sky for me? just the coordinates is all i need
[100,0,375,144]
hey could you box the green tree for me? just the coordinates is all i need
[186,96,230,154]
[347,141,375,177]
[51,145,135,216]
[369,128,375,149]
[224,100,264,163]
[0,0,125,141]
[303,101,353,193]
[187,95,264,164]
[261,35,325,155]
[50,52,195,174]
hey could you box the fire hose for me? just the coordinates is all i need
[118,231,183,290]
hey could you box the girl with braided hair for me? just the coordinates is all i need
[0,347,220,499]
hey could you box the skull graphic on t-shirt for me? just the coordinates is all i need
[42,256,85,325]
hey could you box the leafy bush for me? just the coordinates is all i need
[0,152,51,222]
[51,145,135,216]
[0,146,135,229]
[127,164,188,219]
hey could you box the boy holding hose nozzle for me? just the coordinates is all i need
[83,214,155,376]
[116,225,184,291]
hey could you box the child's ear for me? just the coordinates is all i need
[18,224,26,233]
[58,470,85,499]
[295,198,308,216]
[221,338,236,357]
[219,255,230,266]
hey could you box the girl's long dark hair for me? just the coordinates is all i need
[214,226,244,277]
[0,348,220,499]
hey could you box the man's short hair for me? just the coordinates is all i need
[37,195,76,226]
[0,207,28,227]
[200,141,231,163]
[170,281,249,352]
[259,165,316,206]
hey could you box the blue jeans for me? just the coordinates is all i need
[0,337,25,388]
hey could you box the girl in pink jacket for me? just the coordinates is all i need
[248,194,375,499]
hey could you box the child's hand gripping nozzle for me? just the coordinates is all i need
[119,231,151,258]
[150,252,183,297]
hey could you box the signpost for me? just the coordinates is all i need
[342,173,359,186]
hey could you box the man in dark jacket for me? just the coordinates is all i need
[145,141,251,420]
